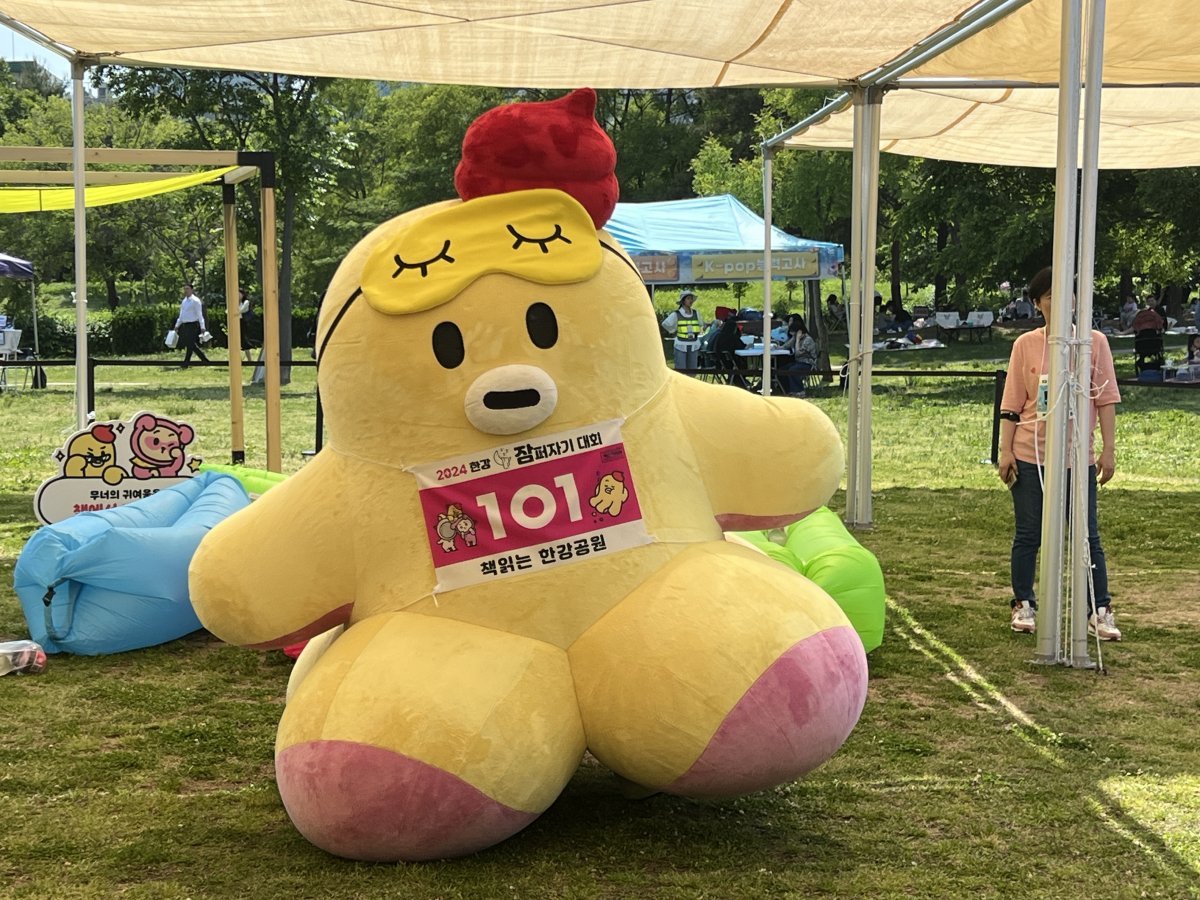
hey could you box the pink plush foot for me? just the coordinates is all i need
[276,740,538,861]
[666,625,868,799]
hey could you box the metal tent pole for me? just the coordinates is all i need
[29,278,39,357]
[1069,0,1107,668]
[845,93,865,522]
[847,86,882,529]
[70,60,89,429]
[1035,0,1085,664]
[762,145,774,396]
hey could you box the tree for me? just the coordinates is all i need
[0,91,189,309]
[102,66,347,374]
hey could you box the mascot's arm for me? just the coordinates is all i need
[189,452,356,649]
[672,375,844,531]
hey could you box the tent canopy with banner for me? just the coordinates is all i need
[0,249,38,357]
[606,195,844,286]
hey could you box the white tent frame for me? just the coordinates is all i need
[5,0,1117,666]
[763,0,1113,668]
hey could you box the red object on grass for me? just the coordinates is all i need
[282,640,308,660]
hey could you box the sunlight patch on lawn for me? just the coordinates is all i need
[887,596,1200,881]
[1096,774,1200,876]
[886,598,1067,766]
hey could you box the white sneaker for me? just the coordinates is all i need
[1089,607,1122,641]
[1010,601,1036,634]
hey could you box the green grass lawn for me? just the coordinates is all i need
[1,344,1198,898]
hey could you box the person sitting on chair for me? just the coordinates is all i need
[1186,333,1200,365]
[782,315,819,397]
[1129,296,1166,334]
[882,298,913,333]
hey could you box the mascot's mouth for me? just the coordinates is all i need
[464,365,558,436]
[484,389,541,410]
[85,452,110,466]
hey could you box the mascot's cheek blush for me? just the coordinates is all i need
[464,365,558,435]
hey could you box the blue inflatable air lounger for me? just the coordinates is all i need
[13,472,250,655]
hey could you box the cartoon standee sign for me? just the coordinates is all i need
[34,411,201,524]
[412,419,652,592]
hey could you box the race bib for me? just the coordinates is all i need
[412,419,652,592]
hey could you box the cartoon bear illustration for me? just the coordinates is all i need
[454,512,478,547]
[128,413,194,479]
[63,424,126,485]
[434,503,470,552]
[589,471,628,517]
[190,89,864,864]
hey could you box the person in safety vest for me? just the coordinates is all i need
[661,289,705,372]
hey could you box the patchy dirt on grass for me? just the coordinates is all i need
[1114,569,1200,628]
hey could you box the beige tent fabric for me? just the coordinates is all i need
[782,0,1200,167]
[911,0,1200,85]
[0,0,978,87]
[783,86,1200,168]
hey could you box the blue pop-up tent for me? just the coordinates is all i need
[0,250,39,356]
[606,194,843,285]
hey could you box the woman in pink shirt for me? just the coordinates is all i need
[996,266,1122,641]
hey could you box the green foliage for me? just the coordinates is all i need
[109,304,176,355]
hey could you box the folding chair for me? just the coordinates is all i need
[0,328,24,391]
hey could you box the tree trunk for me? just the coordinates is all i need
[1118,268,1134,304]
[934,221,949,307]
[890,237,902,306]
[806,279,833,381]
[1163,283,1184,319]
[104,276,120,311]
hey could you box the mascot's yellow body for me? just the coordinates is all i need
[191,96,867,863]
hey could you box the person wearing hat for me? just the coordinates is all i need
[661,289,705,372]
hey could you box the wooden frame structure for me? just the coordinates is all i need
[0,146,284,471]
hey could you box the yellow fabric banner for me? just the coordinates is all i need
[0,167,238,214]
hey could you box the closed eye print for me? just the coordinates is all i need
[393,240,455,278]
[507,223,572,254]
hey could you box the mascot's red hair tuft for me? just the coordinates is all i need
[454,88,619,229]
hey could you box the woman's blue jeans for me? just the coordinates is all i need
[1010,460,1109,611]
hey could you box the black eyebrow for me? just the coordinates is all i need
[316,288,361,367]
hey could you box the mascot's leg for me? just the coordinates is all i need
[276,611,585,861]
[284,625,344,703]
[569,541,868,799]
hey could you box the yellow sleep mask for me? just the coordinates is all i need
[361,189,602,315]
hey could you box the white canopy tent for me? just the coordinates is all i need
[0,1,983,88]
[1,0,1175,668]
[0,0,999,469]
[763,0,1183,667]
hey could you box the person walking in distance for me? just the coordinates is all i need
[175,283,209,368]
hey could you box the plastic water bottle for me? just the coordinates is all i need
[0,640,48,676]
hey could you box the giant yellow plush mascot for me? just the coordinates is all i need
[190,89,868,862]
